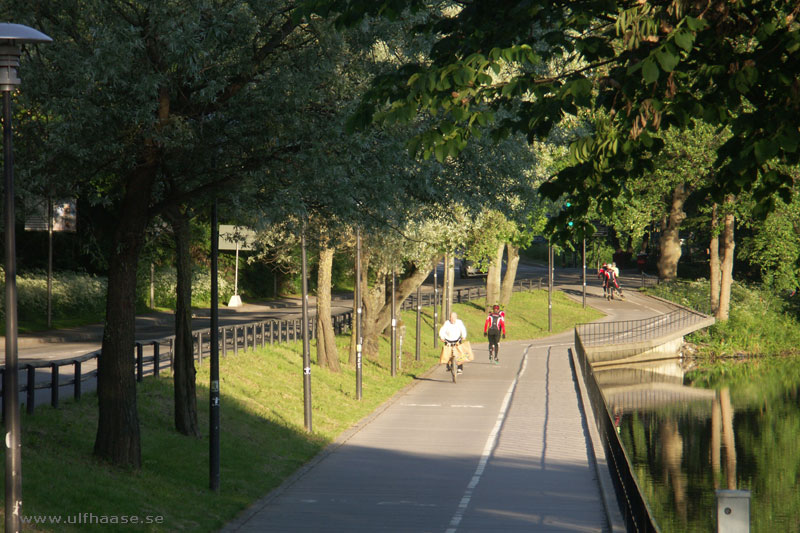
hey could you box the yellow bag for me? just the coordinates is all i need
[458,341,475,363]
[439,341,474,364]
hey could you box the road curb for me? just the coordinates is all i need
[568,346,627,533]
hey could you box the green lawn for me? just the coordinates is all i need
[2,289,602,531]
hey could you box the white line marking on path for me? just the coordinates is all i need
[444,344,532,533]
[450,405,484,409]
[400,403,442,407]
[377,501,437,507]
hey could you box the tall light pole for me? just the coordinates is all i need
[209,200,220,491]
[415,285,421,361]
[582,238,586,308]
[301,221,312,432]
[1,23,52,533]
[390,270,396,377]
[355,229,362,400]
[547,241,553,332]
[432,261,438,348]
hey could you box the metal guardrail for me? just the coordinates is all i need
[0,312,351,416]
[575,307,710,347]
[574,333,660,532]
[573,297,714,532]
[399,277,544,311]
[2,276,545,415]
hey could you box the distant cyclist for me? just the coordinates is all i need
[483,304,506,363]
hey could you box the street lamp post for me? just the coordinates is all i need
[209,200,220,491]
[547,241,553,332]
[301,221,312,432]
[415,285,421,362]
[582,238,586,308]
[433,262,438,348]
[1,23,52,533]
[390,270,396,377]
[355,229,362,400]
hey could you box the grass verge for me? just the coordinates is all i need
[645,278,800,360]
[3,289,602,532]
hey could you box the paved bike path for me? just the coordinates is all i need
[223,286,663,532]
[223,338,594,532]
[223,287,666,533]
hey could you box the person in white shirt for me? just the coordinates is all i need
[439,312,467,374]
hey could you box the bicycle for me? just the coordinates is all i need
[443,340,463,383]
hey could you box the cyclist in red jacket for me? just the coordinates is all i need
[483,304,506,363]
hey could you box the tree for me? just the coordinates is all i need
[304,1,800,246]
[738,192,800,294]
[163,205,199,436]
[10,0,322,467]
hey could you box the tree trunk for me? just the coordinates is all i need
[641,232,650,253]
[658,183,690,280]
[93,165,156,468]
[661,419,687,520]
[711,393,721,489]
[709,203,721,314]
[316,242,340,371]
[720,387,737,489]
[363,260,437,357]
[485,241,504,311]
[166,205,199,436]
[717,197,735,321]
[499,243,520,307]
[362,262,385,357]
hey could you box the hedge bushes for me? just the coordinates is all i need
[0,270,107,326]
[0,267,235,330]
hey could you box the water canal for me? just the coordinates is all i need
[596,356,800,532]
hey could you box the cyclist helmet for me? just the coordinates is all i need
[493,304,500,311]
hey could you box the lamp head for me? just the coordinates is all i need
[0,23,52,91]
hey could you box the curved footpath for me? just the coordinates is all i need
[221,286,674,533]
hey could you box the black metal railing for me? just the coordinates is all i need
[1,312,348,417]
[2,276,546,415]
[575,307,710,347]
[400,276,544,311]
[573,336,660,532]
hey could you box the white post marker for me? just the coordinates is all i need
[228,241,242,307]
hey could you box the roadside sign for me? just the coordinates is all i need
[218,225,256,251]
[24,198,77,232]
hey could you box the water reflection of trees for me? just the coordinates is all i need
[606,357,800,532]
